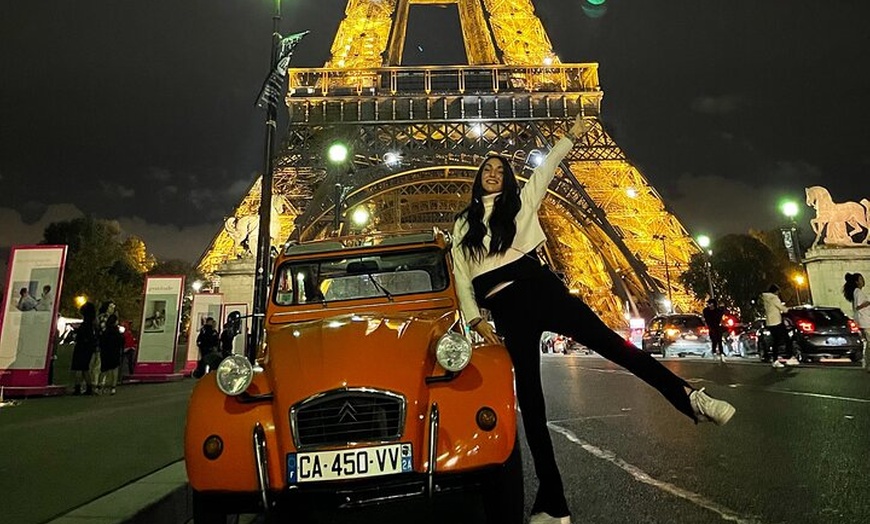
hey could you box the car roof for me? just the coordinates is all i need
[282,229,442,257]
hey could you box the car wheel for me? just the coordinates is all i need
[481,437,523,524]
[192,490,240,524]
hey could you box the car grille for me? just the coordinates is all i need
[291,390,405,449]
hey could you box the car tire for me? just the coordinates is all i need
[192,490,240,524]
[481,437,523,524]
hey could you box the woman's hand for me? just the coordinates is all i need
[474,320,502,345]
[568,111,592,140]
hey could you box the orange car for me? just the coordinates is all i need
[185,230,521,522]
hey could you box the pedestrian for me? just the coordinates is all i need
[219,320,237,359]
[98,314,124,395]
[703,298,727,363]
[120,320,138,377]
[761,284,799,368]
[70,302,98,395]
[451,111,736,524]
[842,273,870,370]
[194,317,221,377]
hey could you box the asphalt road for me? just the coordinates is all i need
[2,352,868,523]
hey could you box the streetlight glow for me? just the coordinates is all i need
[328,142,349,164]
[781,200,799,219]
[794,274,805,286]
[351,206,370,227]
[697,235,711,249]
[74,295,87,308]
[192,280,203,292]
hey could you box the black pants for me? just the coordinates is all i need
[485,271,695,518]
[710,330,724,356]
[768,323,792,360]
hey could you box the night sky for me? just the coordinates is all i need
[2,1,869,263]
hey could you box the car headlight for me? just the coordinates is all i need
[215,355,254,396]
[435,332,472,372]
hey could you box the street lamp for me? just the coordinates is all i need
[350,206,371,228]
[793,273,806,304]
[779,199,803,264]
[328,141,350,232]
[652,234,672,313]
[696,234,715,299]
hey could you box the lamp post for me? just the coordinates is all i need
[793,273,805,304]
[780,200,803,263]
[328,142,349,233]
[696,234,715,299]
[249,0,283,362]
[653,234,672,313]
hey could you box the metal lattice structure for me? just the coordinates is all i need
[198,0,701,326]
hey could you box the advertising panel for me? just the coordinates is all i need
[134,275,184,375]
[184,293,223,373]
[221,303,248,356]
[0,245,67,387]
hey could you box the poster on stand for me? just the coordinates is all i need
[184,293,223,373]
[221,303,248,356]
[133,275,184,375]
[0,245,67,387]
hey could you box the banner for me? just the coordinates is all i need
[221,303,248,356]
[184,293,223,373]
[0,245,67,388]
[133,275,184,376]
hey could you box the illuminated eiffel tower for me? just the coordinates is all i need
[200,0,701,326]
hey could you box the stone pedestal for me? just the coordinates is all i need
[214,258,256,313]
[804,245,870,312]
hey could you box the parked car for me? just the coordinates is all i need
[757,306,865,363]
[184,230,522,523]
[641,314,711,358]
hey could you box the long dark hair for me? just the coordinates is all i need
[456,155,521,261]
[843,272,863,302]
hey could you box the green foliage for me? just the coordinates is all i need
[679,233,787,320]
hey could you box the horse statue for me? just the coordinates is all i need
[224,195,290,257]
[805,186,870,247]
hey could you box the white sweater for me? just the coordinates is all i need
[761,292,788,326]
[451,137,574,322]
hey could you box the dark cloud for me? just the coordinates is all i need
[691,95,742,115]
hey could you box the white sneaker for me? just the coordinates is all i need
[529,513,572,524]
[772,360,785,368]
[689,388,736,426]
[718,353,726,363]
[784,357,800,366]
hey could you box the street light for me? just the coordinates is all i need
[351,206,371,228]
[793,273,806,304]
[696,234,715,299]
[779,199,804,264]
[328,141,350,232]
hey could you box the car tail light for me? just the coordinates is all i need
[796,319,815,333]
[724,316,736,328]
[847,319,860,333]
[664,327,680,340]
[698,326,709,336]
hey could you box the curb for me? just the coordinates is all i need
[47,461,191,524]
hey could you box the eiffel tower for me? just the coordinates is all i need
[200,0,701,326]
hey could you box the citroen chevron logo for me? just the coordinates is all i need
[337,401,358,423]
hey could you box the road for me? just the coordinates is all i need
[1,352,868,523]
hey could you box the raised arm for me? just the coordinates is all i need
[520,111,592,207]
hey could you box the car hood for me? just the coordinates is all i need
[264,311,455,402]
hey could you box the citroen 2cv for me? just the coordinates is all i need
[184,230,522,522]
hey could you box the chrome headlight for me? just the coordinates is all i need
[215,355,254,396]
[435,332,472,372]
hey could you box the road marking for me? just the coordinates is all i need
[549,423,765,524]
[760,388,870,404]
[548,414,629,424]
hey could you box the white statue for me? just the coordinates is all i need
[805,186,870,247]
[224,196,288,256]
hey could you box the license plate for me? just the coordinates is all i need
[826,337,848,346]
[683,334,698,340]
[287,442,413,484]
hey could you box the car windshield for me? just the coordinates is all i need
[273,248,449,305]
[790,309,847,326]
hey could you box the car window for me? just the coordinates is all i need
[668,316,704,329]
[790,309,847,325]
[273,248,449,305]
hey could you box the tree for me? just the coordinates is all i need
[679,234,785,320]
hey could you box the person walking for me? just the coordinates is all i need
[761,284,799,368]
[843,273,870,371]
[194,317,221,377]
[703,298,727,363]
[98,314,124,395]
[70,302,98,395]
[451,112,735,524]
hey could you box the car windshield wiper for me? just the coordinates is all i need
[364,272,394,301]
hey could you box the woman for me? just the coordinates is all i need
[98,314,124,395]
[843,273,870,370]
[451,112,735,524]
[70,302,97,395]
